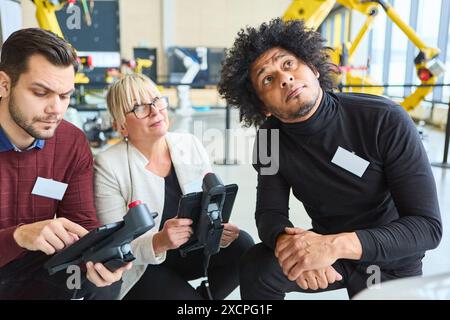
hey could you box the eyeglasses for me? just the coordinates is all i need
[127,96,169,119]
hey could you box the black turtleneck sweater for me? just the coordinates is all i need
[254,91,442,271]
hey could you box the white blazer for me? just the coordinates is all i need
[94,132,212,299]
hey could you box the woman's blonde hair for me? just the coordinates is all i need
[106,73,159,126]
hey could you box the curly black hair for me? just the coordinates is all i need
[218,18,339,127]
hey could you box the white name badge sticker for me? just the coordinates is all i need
[183,178,203,194]
[331,146,370,178]
[31,177,68,200]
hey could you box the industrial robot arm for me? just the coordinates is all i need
[173,47,201,84]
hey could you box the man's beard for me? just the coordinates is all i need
[272,87,321,121]
[8,92,61,140]
[280,100,317,120]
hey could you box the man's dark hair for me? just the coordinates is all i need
[0,28,78,87]
[218,18,339,127]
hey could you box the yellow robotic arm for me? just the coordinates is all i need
[283,0,336,30]
[368,0,444,111]
[32,0,67,38]
[134,58,153,75]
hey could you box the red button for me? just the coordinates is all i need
[128,200,143,208]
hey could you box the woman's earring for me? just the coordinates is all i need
[124,136,129,142]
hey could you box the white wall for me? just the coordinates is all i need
[172,0,291,48]
[118,0,162,73]
[21,0,38,28]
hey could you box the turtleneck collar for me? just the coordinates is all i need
[272,90,339,136]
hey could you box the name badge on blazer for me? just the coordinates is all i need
[183,178,203,194]
[331,146,370,178]
[31,177,68,200]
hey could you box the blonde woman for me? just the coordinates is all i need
[94,74,254,300]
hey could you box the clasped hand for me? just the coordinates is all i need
[275,227,342,290]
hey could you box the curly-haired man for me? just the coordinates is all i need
[218,18,442,299]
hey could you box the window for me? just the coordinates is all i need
[443,18,450,104]
[387,0,411,97]
[369,12,387,84]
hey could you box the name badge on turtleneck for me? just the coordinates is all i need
[331,147,369,178]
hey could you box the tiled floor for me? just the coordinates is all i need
[169,107,450,300]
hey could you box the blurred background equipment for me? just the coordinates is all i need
[53,0,121,84]
[82,115,113,148]
[167,46,225,85]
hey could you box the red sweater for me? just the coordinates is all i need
[0,120,99,268]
